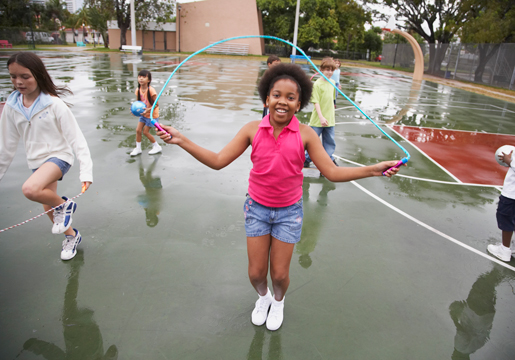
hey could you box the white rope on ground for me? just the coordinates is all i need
[334,155,503,190]
[0,192,83,233]
[352,181,515,272]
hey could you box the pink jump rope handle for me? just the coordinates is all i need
[151,120,171,138]
[382,158,408,176]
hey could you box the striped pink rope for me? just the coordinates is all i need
[0,192,83,233]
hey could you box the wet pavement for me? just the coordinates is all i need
[0,51,514,359]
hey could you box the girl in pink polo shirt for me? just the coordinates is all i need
[158,63,401,331]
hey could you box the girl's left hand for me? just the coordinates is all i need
[81,181,92,193]
[376,160,405,177]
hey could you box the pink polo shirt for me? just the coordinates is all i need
[248,115,305,207]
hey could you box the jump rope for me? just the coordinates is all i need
[1,35,409,234]
[148,35,411,173]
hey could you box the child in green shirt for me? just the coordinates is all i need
[304,57,338,168]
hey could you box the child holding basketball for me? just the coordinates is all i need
[157,63,402,331]
[304,57,338,168]
[130,69,162,156]
[0,52,93,260]
[487,148,515,262]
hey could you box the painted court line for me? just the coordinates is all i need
[352,181,515,272]
[334,155,502,189]
[387,125,462,183]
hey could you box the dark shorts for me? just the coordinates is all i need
[496,195,515,232]
[32,157,71,181]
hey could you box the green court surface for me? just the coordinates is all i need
[0,51,514,360]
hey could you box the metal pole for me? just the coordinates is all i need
[392,36,399,68]
[178,4,181,52]
[509,65,515,91]
[453,43,461,80]
[131,0,137,54]
[490,44,502,85]
[27,6,35,49]
[291,0,300,63]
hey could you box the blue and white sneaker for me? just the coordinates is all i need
[61,228,81,260]
[52,196,77,234]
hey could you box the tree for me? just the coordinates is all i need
[381,0,466,75]
[360,26,383,58]
[0,0,31,27]
[63,13,79,44]
[458,0,515,82]
[257,0,371,50]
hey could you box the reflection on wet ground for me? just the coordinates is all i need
[0,51,514,359]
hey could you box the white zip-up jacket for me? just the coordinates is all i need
[0,91,93,183]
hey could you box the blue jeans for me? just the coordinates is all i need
[305,126,336,162]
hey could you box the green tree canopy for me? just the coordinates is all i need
[458,0,515,82]
[380,0,467,74]
[257,0,371,51]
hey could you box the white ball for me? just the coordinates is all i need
[495,145,515,167]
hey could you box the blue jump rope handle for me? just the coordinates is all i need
[383,158,408,176]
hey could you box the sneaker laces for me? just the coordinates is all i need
[62,235,76,251]
[53,205,64,224]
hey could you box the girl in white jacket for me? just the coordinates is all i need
[0,52,93,260]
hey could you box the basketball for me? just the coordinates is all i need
[131,101,147,116]
[495,145,515,167]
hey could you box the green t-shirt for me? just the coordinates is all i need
[309,77,335,127]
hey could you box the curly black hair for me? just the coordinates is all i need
[258,63,313,110]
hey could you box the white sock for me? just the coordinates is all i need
[135,142,142,150]
[501,244,510,250]
[259,288,271,299]
[152,142,160,148]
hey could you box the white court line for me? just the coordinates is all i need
[387,125,463,183]
[352,181,515,272]
[334,155,503,190]
[489,104,515,114]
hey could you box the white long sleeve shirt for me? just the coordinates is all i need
[0,91,93,183]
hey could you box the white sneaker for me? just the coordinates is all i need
[487,243,512,262]
[251,288,273,326]
[52,197,77,234]
[61,228,81,260]
[130,147,142,156]
[266,296,284,331]
[148,144,162,155]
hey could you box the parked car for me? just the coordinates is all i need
[375,55,383,62]
[308,47,323,53]
[26,32,55,43]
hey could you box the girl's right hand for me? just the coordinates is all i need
[157,125,180,144]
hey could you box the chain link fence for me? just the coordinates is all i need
[382,42,515,90]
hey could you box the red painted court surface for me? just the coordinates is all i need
[390,125,515,186]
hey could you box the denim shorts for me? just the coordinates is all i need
[32,157,71,181]
[243,195,303,244]
[496,195,515,231]
[139,116,159,127]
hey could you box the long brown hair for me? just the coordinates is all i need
[7,52,73,100]
[137,69,154,106]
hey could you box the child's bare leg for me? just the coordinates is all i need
[135,122,144,142]
[502,230,513,248]
[22,162,64,208]
[23,163,75,236]
[247,234,272,296]
[143,125,156,143]
[269,238,295,301]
